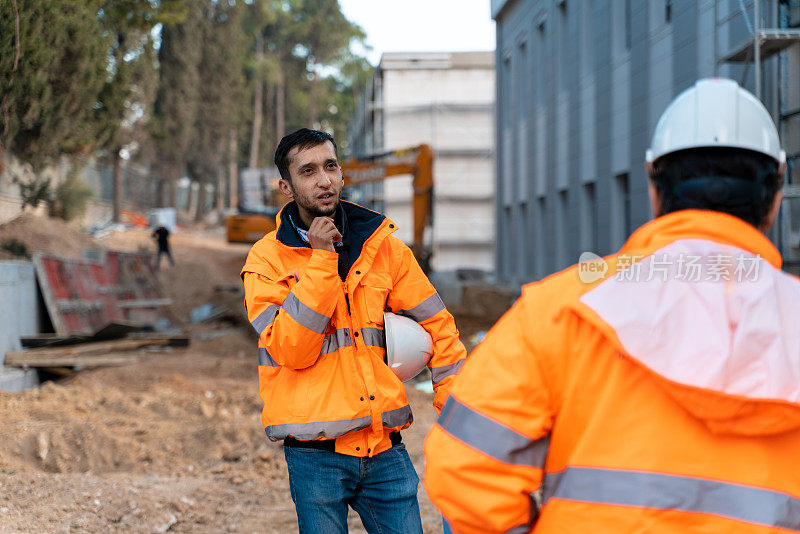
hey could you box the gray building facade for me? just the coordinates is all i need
[493,0,800,287]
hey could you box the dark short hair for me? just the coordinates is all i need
[649,147,782,227]
[274,128,338,182]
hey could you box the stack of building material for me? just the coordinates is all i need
[1,250,185,391]
[6,335,189,368]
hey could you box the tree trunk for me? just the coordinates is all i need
[229,128,239,209]
[248,32,264,169]
[217,139,226,211]
[265,82,275,154]
[194,181,207,222]
[167,162,179,208]
[309,71,318,127]
[156,178,166,208]
[276,71,286,141]
[112,148,123,223]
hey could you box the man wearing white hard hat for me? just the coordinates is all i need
[424,78,800,533]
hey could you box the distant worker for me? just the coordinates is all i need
[241,128,467,533]
[424,77,800,533]
[151,225,174,270]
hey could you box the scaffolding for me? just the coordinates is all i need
[721,0,800,268]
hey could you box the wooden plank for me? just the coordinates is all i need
[117,299,173,308]
[6,352,142,367]
[20,334,88,348]
[126,333,190,347]
[5,338,170,360]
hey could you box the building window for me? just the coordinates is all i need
[580,182,597,253]
[520,201,530,280]
[517,41,529,200]
[556,190,569,270]
[665,0,672,24]
[504,206,514,280]
[625,0,632,50]
[502,56,513,208]
[535,196,547,278]
[611,173,631,249]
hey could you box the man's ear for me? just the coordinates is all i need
[647,179,663,219]
[279,178,294,199]
[760,189,783,232]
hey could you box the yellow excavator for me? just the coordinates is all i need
[226,168,282,243]
[340,144,434,272]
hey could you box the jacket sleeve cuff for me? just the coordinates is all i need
[308,248,339,267]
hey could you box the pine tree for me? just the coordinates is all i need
[0,0,110,170]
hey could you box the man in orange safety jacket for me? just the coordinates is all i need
[425,78,800,533]
[242,128,466,533]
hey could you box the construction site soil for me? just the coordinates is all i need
[0,217,505,533]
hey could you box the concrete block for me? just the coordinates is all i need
[0,366,39,392]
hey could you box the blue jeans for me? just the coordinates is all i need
[284,443,423,534]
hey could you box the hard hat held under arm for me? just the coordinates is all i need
[383,312,433,382]
[385,240,467,413]
[424,293,552,534]
[242,248,340,370]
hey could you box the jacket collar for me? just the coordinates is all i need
[620,209,782,269]
[274,201,390,269]
[278,202,348,247]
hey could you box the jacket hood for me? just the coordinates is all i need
[574,211,800,436]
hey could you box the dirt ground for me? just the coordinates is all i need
[0,222,501,533]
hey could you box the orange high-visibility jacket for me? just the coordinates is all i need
[242,200,466,457]
[425,210,800,533]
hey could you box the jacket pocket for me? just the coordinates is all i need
[357,272,390,325]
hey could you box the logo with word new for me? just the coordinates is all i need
[578,252,609,284]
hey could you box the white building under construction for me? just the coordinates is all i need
[348,52,496,273]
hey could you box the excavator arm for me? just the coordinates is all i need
[340,144,434,271]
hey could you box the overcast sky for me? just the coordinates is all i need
[338,0,496,66]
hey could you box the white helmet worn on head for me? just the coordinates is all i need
[383,312,433,382]
[646,78,786,174]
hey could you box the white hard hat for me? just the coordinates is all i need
[646,78,786,174]
[383,312,433,382]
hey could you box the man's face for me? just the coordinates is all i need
[279,140,343,226]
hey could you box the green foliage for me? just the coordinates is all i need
[12,175,51,209]
[49,172,94,222]
[153,0,204,166]
[241,0,370,166]
[188,0,245,183]
[1,0,371,213]
[93,0,187,152]
[0,0,111,170]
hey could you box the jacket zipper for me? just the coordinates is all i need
[343,281,371,455]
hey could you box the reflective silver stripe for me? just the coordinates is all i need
[430,358,465,384]
[382,404,413,428]
[282,292,330,334]
[438,396,549,467]
[361,327,385,348]
[258,347,279,367]
[400,293,445,322]
[320,329,352,355]
[251,304,280,334]
[543,467,800,530]
[504,525,532,534]
[266,415,371,441]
